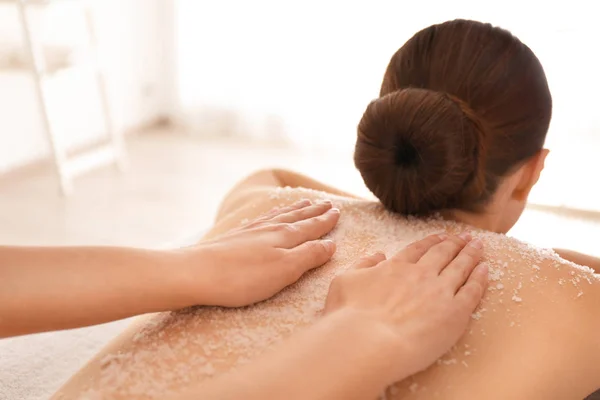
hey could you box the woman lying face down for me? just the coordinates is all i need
[54,19,600,400]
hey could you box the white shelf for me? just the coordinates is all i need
[4,0,126,195]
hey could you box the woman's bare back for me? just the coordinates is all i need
[54,187,600,400]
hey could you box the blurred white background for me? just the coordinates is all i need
[0,0,598,246]
[176,0,600,211]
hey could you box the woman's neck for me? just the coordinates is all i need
[442,209,502,233]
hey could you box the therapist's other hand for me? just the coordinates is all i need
[185,200,340,307]
[324,233,488,381]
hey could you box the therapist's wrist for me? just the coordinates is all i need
[162,244,225,308]
[126,246,203,312]
[166,242,264,309]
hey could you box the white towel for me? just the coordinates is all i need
[0,319,131,400]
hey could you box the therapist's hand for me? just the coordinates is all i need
[183,200,340,307]
[324,233,488,382]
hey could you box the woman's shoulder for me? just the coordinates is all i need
[472,230,599,333]
[205,185,359,239]
[475,232,600,378]
[390,232,600,399]
[478,231,599,309]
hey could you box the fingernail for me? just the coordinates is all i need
[328,207,340,214]
[438,233,449,241]
[458,231,472,242]
[297,199,312,206]
[320,199,332,205]
[323,240,336,252]
[469,238,483,249]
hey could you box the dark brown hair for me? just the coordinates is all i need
[354,19,552,215]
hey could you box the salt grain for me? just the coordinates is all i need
[441,358,458,365]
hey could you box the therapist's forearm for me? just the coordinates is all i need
[0,245,187,338]
[182,310,403,400]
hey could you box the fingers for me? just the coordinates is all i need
[286,239,337,278]
[439,238,484,291]
[454,263,489,310]
[353,252,387,269]
[282,207,341,248]
[393,234,447,263]
[251,199,312,225]
[271,200,333,224]
[416,232,472,274]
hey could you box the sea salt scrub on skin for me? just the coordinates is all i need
[72,187,599,400]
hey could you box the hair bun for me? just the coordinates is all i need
[354,88,487,215]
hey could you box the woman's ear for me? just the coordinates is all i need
[512,149,549,201]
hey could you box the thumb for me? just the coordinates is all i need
[353,252,387,269]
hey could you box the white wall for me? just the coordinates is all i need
[0,0,175,173]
